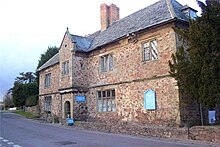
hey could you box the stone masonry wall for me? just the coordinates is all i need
[75,121,220,143]
[72,53,88,87]
[61,93,74,119]
[61,92,89,121]
[85,24,181,126]
[88,76,180,126]
[39,64,61,118]
[59,32,73,89]
[25,105,40,116]
[39,64,59,95]
[39,93,61,118]
[86,24,177,87]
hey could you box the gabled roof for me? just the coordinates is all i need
[71,35,92,52]
[37,53,59,71]
[88,0,189,51]
[38,0,192,71]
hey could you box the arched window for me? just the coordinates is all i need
[144,90,156,110]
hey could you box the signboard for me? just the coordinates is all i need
[144,90,156,110]
[76,96,86,102]
[208,110,216,124]
[67,118,74,126]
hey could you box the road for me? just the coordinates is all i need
[0,112,219,147]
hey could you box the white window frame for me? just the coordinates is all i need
[100,54,113,72]
[97,89,116,112]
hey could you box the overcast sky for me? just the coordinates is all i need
[0,0,204,101]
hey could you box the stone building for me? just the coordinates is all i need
[38,0,211,126]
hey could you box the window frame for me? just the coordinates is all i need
[100,53,113,72]
[142,39,158,61]
[97,89,116,112]
[44,73,51,88]
[44,96,52,112]
[62,61,69,75]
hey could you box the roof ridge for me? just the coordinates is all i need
[71,34,89,39]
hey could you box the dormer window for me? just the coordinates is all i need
[181,5,197,19]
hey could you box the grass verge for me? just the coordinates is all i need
[14,110,38,119]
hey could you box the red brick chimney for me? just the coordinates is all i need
[100,3,120,31]
[109,4,120,25]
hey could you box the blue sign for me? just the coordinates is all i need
[144,90,156,110]
[208,110,216,124]
[67,118,74,125]
[76,96,86,102]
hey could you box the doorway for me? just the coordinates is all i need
[64,101,71,118]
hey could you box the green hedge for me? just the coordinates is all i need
[25,94,38,107]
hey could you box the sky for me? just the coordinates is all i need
[0,0,204,101]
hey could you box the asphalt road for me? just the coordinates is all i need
[0,112,219,147]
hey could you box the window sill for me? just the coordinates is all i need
[142,59,159,64]
[62,74,69,77]
[97,111,117,113]
[99,70,113,74]
[44,86,51,89]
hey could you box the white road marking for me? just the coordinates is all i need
[2,139,8,142]
[13,145,22,147]
[0,137,22,147]
[8,141,14,145]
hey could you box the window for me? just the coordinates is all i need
[44,73,51,87]
[44,96,52,112]
[62,61,69,75]
[97,89,116,112]
[100,54,113,72]
[143,40,158,61]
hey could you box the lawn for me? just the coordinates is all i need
[14,111,38,119]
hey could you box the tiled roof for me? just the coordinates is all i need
[37,53,59,71]
[74,0,189,52]
[38,0,190,71]
[71,35,93,52]
[88,0,187,51]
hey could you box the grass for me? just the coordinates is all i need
[14,110,38,119]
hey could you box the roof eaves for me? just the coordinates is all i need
[37,53,59,72]
[88,18,178,52]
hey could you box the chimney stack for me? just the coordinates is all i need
[100,3,120,31]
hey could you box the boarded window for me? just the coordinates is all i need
[144,90,156,110]
[143,40,158,61]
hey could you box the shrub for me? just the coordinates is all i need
[25,94,38,107]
